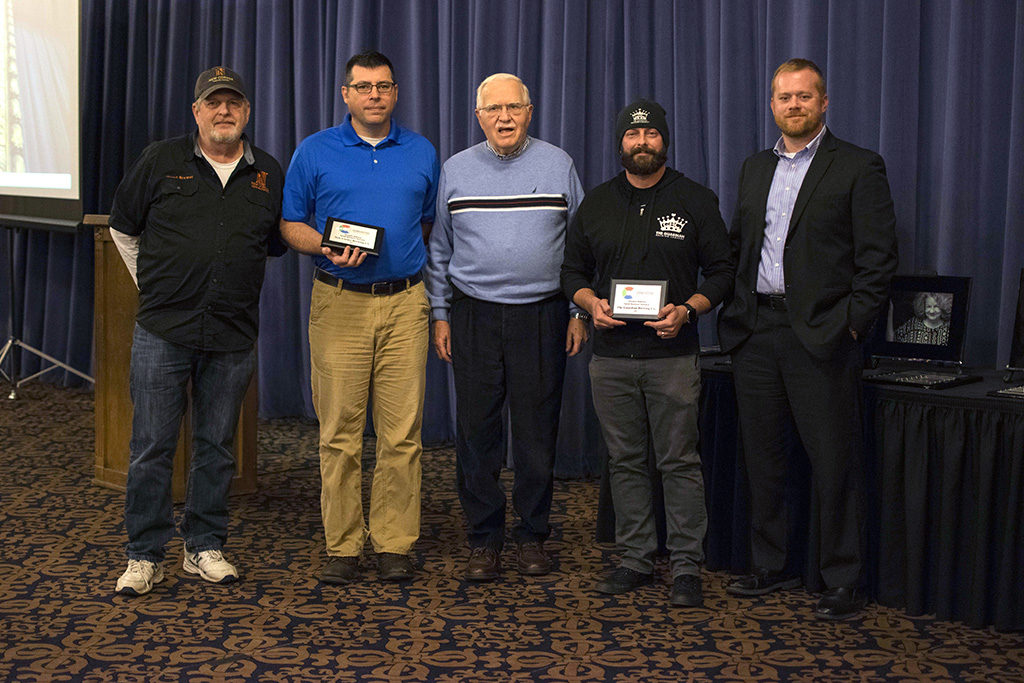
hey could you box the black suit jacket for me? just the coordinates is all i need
[718,129,898,360]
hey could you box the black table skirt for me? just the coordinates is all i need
[595,361,1024,630]
[871,383,1024,630]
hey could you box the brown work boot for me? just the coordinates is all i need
[465,547,501,581]
[377,553,414,582]
[516,541,552,576]
[320,556,359,584]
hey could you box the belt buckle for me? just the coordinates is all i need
[371,281,393,296]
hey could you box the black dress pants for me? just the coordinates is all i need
[450,288,568,550]
[731,304,866,588]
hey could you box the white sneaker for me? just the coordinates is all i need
[183,547,239,584]
[115,559,164,596]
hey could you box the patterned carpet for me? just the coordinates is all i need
[1,383,1023,682]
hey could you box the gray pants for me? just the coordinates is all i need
[589,354,706,577]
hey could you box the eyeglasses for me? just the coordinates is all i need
[346,81,397,95]
[476,103,530,117]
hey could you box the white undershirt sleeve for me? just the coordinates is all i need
[110,228,141,288]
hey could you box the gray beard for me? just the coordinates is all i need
[209,128,242,144]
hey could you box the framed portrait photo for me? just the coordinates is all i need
[871,275,972,364]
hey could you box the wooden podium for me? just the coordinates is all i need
[89,215,257,501]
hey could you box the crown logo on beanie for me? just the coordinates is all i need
[630,108,650,125]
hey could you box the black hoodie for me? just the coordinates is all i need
[561,168,735,358]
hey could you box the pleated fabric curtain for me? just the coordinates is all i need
[4,0,1021,476]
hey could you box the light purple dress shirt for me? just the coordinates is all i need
[756,125,828,295]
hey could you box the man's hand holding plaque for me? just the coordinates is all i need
[587,297,626,329]
[321,217,384,256]
[320,244,368,268]
[609,279,667,320]
[644,303,687,340]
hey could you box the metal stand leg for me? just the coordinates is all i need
[0,337,17,399]
[1,224,94,399]
[0,338,95,390]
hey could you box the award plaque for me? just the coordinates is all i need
[610,279,667,320]
[322,217,384,256]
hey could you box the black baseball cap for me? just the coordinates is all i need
[194,66,247,102]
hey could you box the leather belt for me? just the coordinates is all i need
[756,293,788,311]
[314,269,422,296]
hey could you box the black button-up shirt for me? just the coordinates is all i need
[110,133,285,351]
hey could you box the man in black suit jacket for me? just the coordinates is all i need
[718,58,898,620]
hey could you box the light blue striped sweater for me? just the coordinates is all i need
[425,138,584,321]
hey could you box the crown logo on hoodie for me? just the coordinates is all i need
[630,108,650,125]
[657,213,688,233]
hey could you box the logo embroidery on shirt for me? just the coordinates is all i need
[165,174,194,180]
[655,212,688,240]
[251,170,269,193]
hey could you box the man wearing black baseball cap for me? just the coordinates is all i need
[561,98,734,607]
[109,66,285,596]
[193,65,246,102]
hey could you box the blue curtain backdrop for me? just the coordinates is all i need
[3,0,1022,476]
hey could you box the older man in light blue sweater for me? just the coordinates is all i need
[425,73,586,582]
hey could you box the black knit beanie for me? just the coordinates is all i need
[615,99,670,151]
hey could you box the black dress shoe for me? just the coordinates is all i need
[466,547,501,581]
[320,556,359,584]
[377,553,414,582]
[726,569,801,596]
[594,567,653,595]
[516,541,552,576]
[670,574,704,607]
[815,586,867,620]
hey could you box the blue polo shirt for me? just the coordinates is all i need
[282,114,439,283]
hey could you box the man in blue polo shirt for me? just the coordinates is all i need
[281,51,439,585]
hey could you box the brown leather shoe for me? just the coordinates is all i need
[320,556,359,584]
[377,553,414,582]
[516,541,552,576]
[465,547,501,581]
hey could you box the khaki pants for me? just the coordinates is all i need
[309,278,428,556]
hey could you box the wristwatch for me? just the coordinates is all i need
[682,303,697,323]
[571,311,592,321]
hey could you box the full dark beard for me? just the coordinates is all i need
[620,145,667,176]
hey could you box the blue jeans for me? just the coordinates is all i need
[124,324,255,562]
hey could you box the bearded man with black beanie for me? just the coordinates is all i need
[561,99,734,607]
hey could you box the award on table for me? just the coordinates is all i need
[321,217,384,256]
[609,279,667,320]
